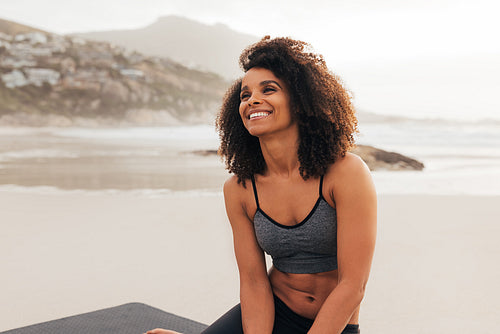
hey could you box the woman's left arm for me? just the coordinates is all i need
[308,153,377,334]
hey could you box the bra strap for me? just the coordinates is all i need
[319,175,324,198]
[250,175,260,209]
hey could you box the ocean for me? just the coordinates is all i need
[1,118,499,197]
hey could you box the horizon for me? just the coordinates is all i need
[0,0,499,121]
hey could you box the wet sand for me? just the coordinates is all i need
[1,191,499,333]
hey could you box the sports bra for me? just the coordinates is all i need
[251,175,338,274]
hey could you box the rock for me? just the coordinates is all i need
[189,145,425,171]
[351,145,424,171]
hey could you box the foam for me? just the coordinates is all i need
[0,184,223,198]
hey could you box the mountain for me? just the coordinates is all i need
[72,15,259,79]
[0,17,47,36]
[0,18,228,126]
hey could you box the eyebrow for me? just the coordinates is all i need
[241,80,283,92]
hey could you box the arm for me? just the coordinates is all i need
[223,176,275,334]
[308,153,377,334]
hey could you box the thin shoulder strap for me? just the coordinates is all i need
[319,175,325,198]
[250,175,260,209]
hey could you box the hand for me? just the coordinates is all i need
[144,329,183,334]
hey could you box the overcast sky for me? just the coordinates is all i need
[0,0,499,63]
[1,0,499,120]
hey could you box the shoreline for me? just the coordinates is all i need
[1,191,499,333]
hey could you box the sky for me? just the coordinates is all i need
[1,0,499,120]
[1,0,498,61]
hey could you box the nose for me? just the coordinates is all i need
[247,93,262,105]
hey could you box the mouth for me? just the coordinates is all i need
[248,110,272,120]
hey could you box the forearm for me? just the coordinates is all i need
[240,280,274,334]
[308,282,364,334]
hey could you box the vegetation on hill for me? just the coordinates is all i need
[0,18,228,125]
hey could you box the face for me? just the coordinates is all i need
[239,67,296,137]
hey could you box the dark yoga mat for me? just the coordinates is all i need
[0,302,208,334]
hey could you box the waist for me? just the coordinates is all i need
[269,266,339,319]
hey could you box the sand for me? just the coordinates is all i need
[1,191,499,333]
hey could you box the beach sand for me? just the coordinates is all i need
[1,191,499,333]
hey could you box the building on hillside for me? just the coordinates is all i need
[61,69,109,90]
[0,40,11,49]
[9,44,53,58]
[0,57,37,68]
[0,32,13,41]
[119,68,145,81]
[14,32,48,44]
[1,70,28,88]
[24,68,61,86]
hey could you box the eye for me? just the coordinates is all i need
[240,92,250,101]
[263,86,277,94]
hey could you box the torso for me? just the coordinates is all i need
[245,168,360,323]
[269,267,359,322]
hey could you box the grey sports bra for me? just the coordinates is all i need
[251,175,338,274]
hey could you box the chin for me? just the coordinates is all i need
[245,125,269,137]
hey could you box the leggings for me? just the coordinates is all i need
[201,294,360,334]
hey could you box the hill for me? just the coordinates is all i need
[73,15,259,79]
[0,17,47,36]
[0,18,228,126]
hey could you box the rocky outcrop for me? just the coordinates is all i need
[0,19,228,125]
[190,145,425,171]
[351,145,424,171]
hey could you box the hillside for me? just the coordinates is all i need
[73,15,258,79]
[0,18,228,126]
[0,17,47,36]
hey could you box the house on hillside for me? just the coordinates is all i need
[0,40,11,49]
[9,44,52,58]
[24,68,61,86]
[14,32,48,45]
[119,68,145,81]
[0,32,13,41]
[1,70,28,88]
[0,57,37,68]
[61,69,109,90]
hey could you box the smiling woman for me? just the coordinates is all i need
[239,68,295,138]
[147,36,376,334]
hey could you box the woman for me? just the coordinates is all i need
[148,36,377,334]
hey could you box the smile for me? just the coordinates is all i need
[249,111,271,120]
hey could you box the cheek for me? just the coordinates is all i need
[239,103,247,120]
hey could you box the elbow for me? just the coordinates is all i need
[338,280,367,304]
[239,271,271,291]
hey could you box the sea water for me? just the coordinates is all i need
[0,119,499,196]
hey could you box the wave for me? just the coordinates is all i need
[0,184,223,198]
[0,148,165,161]
[49,125,219,141]
[0,149,80,161]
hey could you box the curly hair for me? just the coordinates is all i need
[216,36,358,184]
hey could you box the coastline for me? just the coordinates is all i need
[1,191,499,333]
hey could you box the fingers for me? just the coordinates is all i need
[144,329,183,334]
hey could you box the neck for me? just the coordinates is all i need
[259,126,300,178]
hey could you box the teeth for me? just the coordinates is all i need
[249,112,270,119]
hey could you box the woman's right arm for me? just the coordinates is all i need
[223,176,274,334]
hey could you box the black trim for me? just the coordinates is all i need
[319,174,324,198]
[250,175,260,209]
[256,197,323,229]
[252,175,329,229]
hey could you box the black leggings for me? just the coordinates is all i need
[201,294,360,334]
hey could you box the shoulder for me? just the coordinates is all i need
[223,175,255,221]
[324,152,376,203]
[329,152,370,177]
[223,175,250,198]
